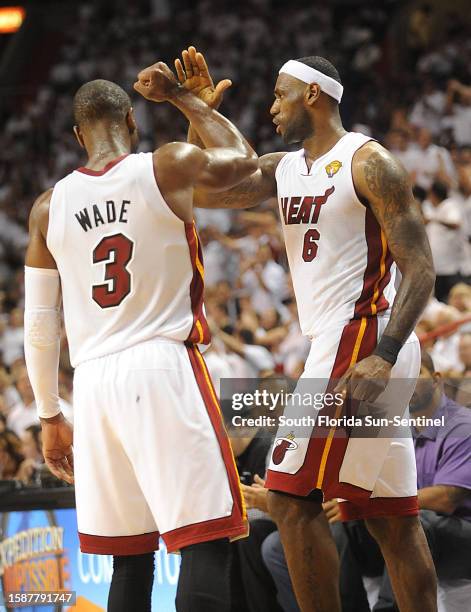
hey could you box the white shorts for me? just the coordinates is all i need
[73,338,248,555]
[265,315,420,520]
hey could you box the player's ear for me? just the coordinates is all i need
[126,108,137,135]
[306,83,321,106]
[73,125,85,149]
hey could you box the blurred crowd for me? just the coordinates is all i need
[1,0,471,477]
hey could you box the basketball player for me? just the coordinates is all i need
[24,63,258,611]
[176,47,437,612]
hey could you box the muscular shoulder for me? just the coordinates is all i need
[154,142,205,176]
[352,141,412,210]
[29,189,53,238]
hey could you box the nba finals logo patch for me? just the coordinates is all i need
[272,432,298,465]
[325,160,342,178]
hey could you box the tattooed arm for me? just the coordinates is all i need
[336,141,435,401]
[193,152,285,209]
[355,141,435,343]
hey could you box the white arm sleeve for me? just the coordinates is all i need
[24,266,62,419]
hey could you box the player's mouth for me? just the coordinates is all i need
[273,119,282,134]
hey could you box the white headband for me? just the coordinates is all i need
[279,60,343,103]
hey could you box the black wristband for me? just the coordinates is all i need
[373,335,402,365]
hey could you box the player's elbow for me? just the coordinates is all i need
[416,261,435,299]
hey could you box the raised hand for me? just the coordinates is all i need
[175,46,231,109]
[134,61,180,103]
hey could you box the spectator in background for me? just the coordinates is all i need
[7,365,38,436]
[443,80,471,147]
[0,308,24,367]
[428,305,462,372]
[423,181,462,301]
[0,366,20,413]
[409,78,447,138]
[405,128,456,191]
[458,332,471,376]
[448,283,471,314]
[455,331,471,407]
[0,413,7,433]
[0,430,24,479]
[15,424,44,484]
[215,327,275,377]
[239,246,289,315]
[457,148,471,284]
[407,3,434,54]
[386,129,412,170]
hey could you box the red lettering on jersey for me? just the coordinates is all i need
[297,196,314,224]
[287,197,302,224]
[284,186,335,225]
[281,197,289,225]
[311,186,335,223]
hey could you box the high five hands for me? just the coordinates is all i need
[174,46,231,109]
[134,61,181,102]
[134,46,231,108]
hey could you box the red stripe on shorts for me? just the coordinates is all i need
[184,223,211,344]
[340,495,419,520]
[162,346,249,553]
[265,317,378,501]
[318,316,379,502]
[78,530,159,555]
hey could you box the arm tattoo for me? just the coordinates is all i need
[196,153,283,210]
[362,149,435,345]
[196,174,268,209]
[364,151,410,209]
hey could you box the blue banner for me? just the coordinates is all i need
[0,509,179,611]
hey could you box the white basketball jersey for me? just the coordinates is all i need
[47,153,209,367]
[276,132,396,338]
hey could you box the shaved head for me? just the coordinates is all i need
[73,79,131,126]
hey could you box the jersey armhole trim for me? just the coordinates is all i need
[146,153,188,225]
[350,138,376,209]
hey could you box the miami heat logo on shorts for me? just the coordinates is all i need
[272,433,298,465]
[325,160,342,178]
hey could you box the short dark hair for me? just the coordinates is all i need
[73,79,131,126]
[430,180,448,201]
[295,56,342,85]
[412,185,427,203]
[239,328,255,345]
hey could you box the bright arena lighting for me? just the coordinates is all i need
[0,6,25,34]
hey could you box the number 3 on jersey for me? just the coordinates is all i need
[92,233,134,308]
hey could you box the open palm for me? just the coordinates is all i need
[175,46,231,109]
